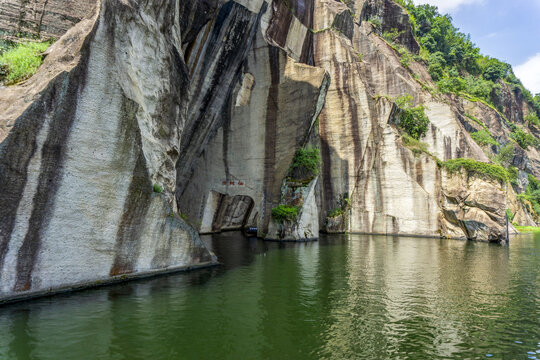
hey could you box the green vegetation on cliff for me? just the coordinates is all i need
[328,193,351,219]
[470,130,499,147]
[438,158,509,184]
[525,113,540,127]
[517,175,540,216]
[271,205,299,224]
[506,209,515,223]
[492,143,515,166]
[401,133,430,156]
[515,226,540,233]
[395,0,539,119]
[395,95,430,139]
[0,41,52,84]
[290,147,321,176]
[509,124,539,149]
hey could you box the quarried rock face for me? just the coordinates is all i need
[0,0,216,303]
[174,0,534,242]
[1,0,538,302]
[439,170,507,242]
[360,0,420,53]
[0,0,97,39]
[176,0,329,238]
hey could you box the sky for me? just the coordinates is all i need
[412,0,540,94]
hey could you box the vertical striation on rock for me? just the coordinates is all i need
[175,0,537,242]
[0,0,216,303]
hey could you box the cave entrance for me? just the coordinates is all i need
[200,191,255,233]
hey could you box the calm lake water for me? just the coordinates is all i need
[0,233,539,359]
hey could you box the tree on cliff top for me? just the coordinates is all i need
[394,0,539,120]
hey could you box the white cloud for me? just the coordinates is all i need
[515,54,540,94]
[412,0,484,13]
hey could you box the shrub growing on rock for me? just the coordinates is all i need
[328,208,345,218]
[395,95,430,139]
[271,205,299,224]
[493,143,515,166]
[506,209,515,223]
[517,174,540,217]
[290,147,321,178]
[509,125,538,150]
[402,134,430,155]
[368,17,382,28]
[328,193,351,218]
[470,130,499,147]
[525,113,540,127]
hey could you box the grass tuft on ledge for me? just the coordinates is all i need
[438,158,509,184]
[271,205,299,224]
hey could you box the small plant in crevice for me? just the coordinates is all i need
[153,184,163,193]
[398,46,414,68]
[517,174,540,218]
[381,29,414,69]
[525,113,540,127]
[507,166,519,187]
[402,133,431,156]
[328,208,345,218]
[394,94,430,140]
[328,193,351,218]
[383,28,403,43]
[271,205,300,224]
[464,113,487,129]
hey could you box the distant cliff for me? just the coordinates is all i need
[0,0,96,40]
[1,0,539,302]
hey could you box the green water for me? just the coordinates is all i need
[0,233,539,359]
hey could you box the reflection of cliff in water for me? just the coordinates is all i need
[0,234,538,359]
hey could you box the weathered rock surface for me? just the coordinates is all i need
[1,0,538,301]
[0,0,216,302]
[439,169,507,241]
[0,0,97,40]
[173,0,535,242]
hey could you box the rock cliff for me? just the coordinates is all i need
[0,0,97,40]
[175,0,538,241]
[1,0,539,301]
[0,0,216,302]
